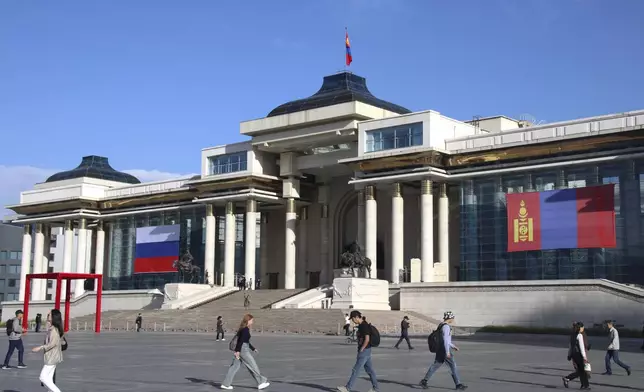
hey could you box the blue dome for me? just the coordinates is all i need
[46,156,140,184]
[268,72,411,117]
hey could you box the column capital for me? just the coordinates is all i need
[97,220,104,231]
[246,199,257,213]
[35,222,43,233]
[23,224,31,235]
[421,179,433,195]
[79,217,87,230]
[64,220,73,231]
[392,182,402,198]
[365,185,376,200]
[286,198,296,214]
[439,183,448,197]
[300,206,308,220]
[225,201,235,215]
[206,204,215,216]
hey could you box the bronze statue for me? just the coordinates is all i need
[172,250,202,283]
[339,241,372,278]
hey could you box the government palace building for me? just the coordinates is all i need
[5,71,644,311]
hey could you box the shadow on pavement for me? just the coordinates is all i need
[494,368,644,391]
[481,376,558,389]
[185,377,217,387]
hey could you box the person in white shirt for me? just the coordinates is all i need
[563,322,590,390]
[344,314,351,336]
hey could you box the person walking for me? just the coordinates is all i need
[2,309,27,370]
[419,311,467,390]
[394,316,414,350]
[135,313,143,332]
[216,316,225,342]
[602,320,631,376]
[220,314,269,390]
[337,310,379,392]
[563,322,591,385]
[563,322,590,390]
[32,309,64,392]
[344,314,351,336]
[35,314,42,333]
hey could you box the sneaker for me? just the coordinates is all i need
[216,339,220,341]
[220,385,233,390]
[409,346,415,350]
[222,338,226,341]
[562,377,569,388]
[17,363,26,369]
[336,387,349,392]
[456,384,468,390]
[1,365,9,370]
[258,382,270,390]
[419,380,429,390]
[627,368,631,376]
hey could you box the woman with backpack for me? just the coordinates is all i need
[563,322,591,389]
[220,314,269,390]
[32,309,65,392]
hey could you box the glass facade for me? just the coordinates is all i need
[365,122,423,152]
[459,160,644,285]
[209,152,248,175]
[106,207,260,290]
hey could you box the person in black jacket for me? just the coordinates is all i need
[563,322,590,389]
[394,316,414,350]
[216,316,225,341]
[220,314,269,390]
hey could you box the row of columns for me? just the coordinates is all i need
[19,218,106,302]
[360,180,450,284]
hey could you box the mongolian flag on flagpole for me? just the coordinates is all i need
[345,29,352,66]
[506,184,617,252]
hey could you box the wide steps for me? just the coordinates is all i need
[194,289,306,311]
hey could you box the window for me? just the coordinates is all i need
[46,294,52,301]
[0,279,4,289]
[8,279,17,288]
[9,251,18,260]
[0,294,4,302]
[7,265,20,275]
[7,293,18,301]
[209,152,248,175]
[47,280,53,288]
[0,251,6,260]
[0,265,5,275]
[365,122,423,152]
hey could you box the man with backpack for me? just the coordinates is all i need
[421,311,467,390]
[394,315,414,350]
[337,310,380,392]
[2,310,27,370]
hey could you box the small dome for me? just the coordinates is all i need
[267,72,411,117]
[45,156,140,184]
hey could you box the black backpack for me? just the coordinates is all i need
[427,323,446,353]
[5,318,14,336]
[369,324,381,347]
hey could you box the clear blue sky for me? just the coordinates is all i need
[1,0,643,175]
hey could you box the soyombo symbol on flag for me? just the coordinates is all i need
[506,184,616,252]
[134,224,180,273]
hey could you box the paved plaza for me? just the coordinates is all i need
[1,332,643,392]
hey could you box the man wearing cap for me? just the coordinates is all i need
[420,311,467,390]
[337,310,379,392]
[2,310,27,370]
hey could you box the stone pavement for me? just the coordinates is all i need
[1,332,643,392]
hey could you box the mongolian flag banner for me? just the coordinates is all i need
[506,184,616,252]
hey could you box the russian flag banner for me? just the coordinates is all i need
[134,225,180,274]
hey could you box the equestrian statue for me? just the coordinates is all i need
[339,241,372,278]
[173,250,202,283]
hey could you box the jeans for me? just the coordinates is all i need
[395,333,412,349]
[40,364,62,392]
[346,347,379,391]
[217,331,225,340]
[605,350,630,373]
[222,344,267,387]
[423,352,462,386]
[3,339,24,366]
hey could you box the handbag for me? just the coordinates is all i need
[584,362,592,372]
[61,336,68,352]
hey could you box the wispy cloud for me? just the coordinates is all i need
[0,165,194,219]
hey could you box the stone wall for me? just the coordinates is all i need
[396,279,644,329]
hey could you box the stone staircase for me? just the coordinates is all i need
[196,289,306,311]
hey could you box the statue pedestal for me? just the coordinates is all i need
[163,283,210,301]
[330,277,390,311]
[333,268,369,279]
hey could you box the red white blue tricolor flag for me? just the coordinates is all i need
[345,29,352,66]
[134,225,180,273]
[506,184,616,252]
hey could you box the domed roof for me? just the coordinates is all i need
[267,72,411,117]
[45,155,140,184]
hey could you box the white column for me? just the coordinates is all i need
[319,204,329,284]
[436,183,450,282]
[391,183,404,284]
[204,204,216,285]
[74,218,88,298]
[297,206,308,288]
[19,225,32,301]
[259,213,269,288]
[245,199,257,289]
[224,202,236,288]
[95,221,106,278]
[40,225,52,300]
[420,179,434,282]
[284,198,297,289]
[364,185,378,279]
[357,190,365,247]
[32,223,44,300]
[60,220,74,296]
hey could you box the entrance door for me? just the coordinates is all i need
[308,271,320,288]
[268,273,279,289]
